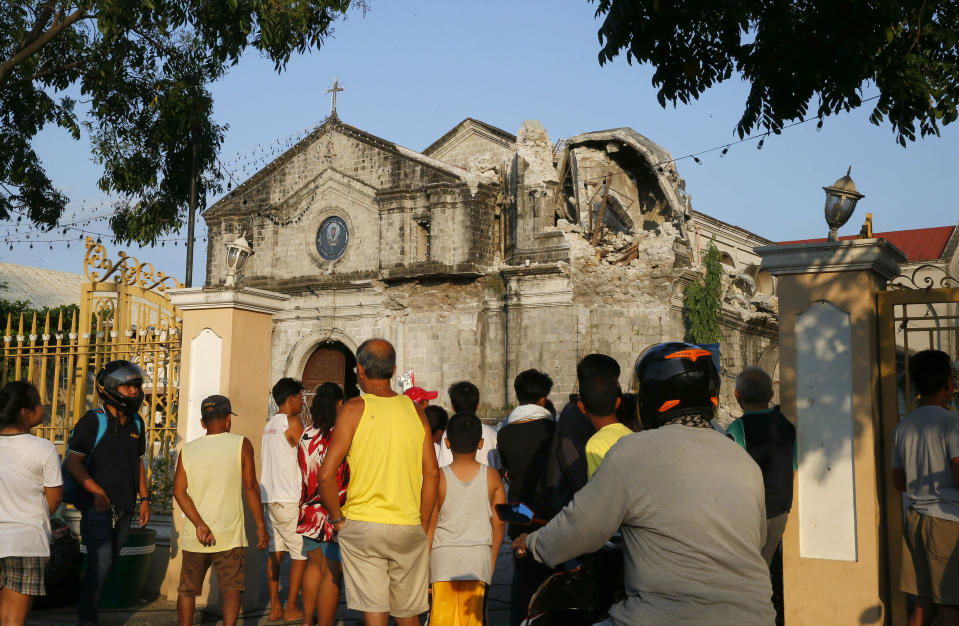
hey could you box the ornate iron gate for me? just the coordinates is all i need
[878,265,959,623]
[1,238,182,486]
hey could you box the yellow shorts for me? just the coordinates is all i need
[430,580,487,626]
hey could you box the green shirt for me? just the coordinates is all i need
[586,422,633,478]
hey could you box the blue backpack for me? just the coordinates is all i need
[61,408,143,506]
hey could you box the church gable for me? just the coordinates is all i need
[206,120,471,221]
[423,118,516,171]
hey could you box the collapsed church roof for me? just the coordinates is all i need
[558,127,690,234]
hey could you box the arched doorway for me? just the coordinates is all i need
[301,340,359,404]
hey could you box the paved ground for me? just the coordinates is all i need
[27,543,515,625]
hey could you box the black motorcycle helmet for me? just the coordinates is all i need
[96,360,146,414]
[633,342,719,430]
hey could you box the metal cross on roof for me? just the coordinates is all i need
[326,79,344,118]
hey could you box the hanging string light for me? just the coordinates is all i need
[5,100,870,252]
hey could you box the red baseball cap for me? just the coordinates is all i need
[404,386,439,404]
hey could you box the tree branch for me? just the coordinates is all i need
[907,0,927,56]
[16,2,57,58]
[0,6,90,87]
[130,26,179,58]
[53,0,66,25]
[10,57,89,85]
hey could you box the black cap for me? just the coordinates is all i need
[201,395,236,419]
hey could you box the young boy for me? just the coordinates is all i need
[429,413,506,625]
[261,378,306,622]
[892,349,959,626]
[425,405,449,462]
[578,354,631,478]
[496,369,555,625]
[438,381,500,469]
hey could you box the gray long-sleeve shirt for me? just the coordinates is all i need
[527,424,775,625]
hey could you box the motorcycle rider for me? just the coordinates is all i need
[511,342,775,624]
[65,360,151,625]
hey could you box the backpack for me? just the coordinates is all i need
[61,408,143,507]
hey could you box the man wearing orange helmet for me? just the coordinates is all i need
[512,343,775,624]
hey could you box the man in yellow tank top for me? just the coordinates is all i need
[172,395,269,626]
[319,339,440,625]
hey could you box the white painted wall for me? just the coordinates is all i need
[796,301,858,562]
[185,328,223,443]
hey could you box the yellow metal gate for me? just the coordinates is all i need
[0,238,183,495]
[878,265,959,624]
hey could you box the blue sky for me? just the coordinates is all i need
[5,0,957,283]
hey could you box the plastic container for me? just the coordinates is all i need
[89,527,157,609]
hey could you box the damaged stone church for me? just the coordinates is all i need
[203,116,779,424]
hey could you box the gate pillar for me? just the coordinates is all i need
[756,240,906,625]
[160,286,289,611]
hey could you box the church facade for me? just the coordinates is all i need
[203,116,778,423]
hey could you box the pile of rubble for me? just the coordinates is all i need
[552,218,778,319]
[558,219,678,271]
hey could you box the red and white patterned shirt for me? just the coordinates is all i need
[297,425,349,542]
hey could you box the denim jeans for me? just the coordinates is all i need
[78,507,133,625]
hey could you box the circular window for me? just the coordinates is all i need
[316,216,349,261]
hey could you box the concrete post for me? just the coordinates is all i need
[756,240,905,626]
[160,287,289,612]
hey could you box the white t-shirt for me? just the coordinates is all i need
[260,413,301,503]
[0,433,62,557]
[437,423,501,469]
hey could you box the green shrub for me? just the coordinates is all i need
[684,243,724,344]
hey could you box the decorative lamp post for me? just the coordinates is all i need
[823,166,865,241]
[224,233,254,287]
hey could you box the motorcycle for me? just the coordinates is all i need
[496,503,625,626]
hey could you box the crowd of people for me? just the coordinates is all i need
[0,337,954,625]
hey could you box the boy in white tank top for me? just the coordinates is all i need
[427,413,506,625]
[260,378,306,622]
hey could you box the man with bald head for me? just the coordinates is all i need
[726,365,795,624]
[727,366,795,564]
[319,338,439,625]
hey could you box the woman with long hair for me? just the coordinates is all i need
[0,382,62,626]
[296,382,349,626]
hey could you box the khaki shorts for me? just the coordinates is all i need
[337,519,429,617]
[265,502,305,560]
[178,548,245,597]
[901,508,959,605]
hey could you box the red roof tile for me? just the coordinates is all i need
[779,225,955,263]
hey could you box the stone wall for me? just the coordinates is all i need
[423,119,516,173]
[204,122,495,287]
[271,279,504,416]
[429,133,514,173]
[261,221,776,426]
